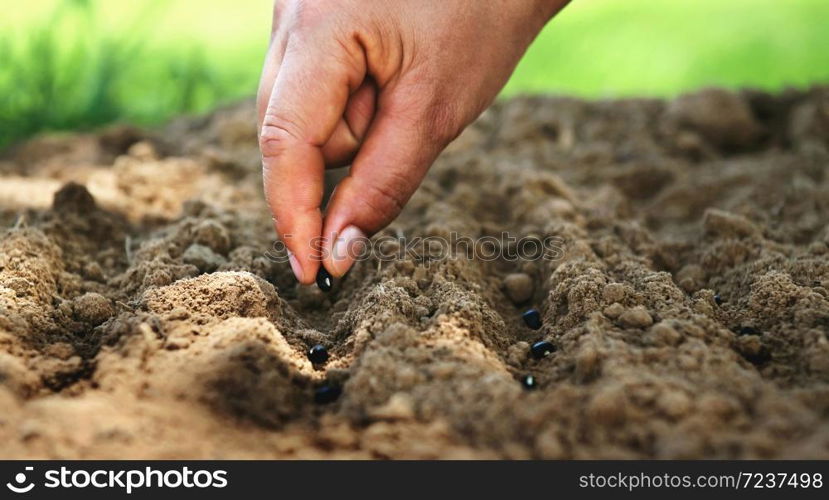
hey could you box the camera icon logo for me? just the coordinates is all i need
[6,466,35,494]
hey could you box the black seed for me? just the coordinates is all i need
[530,340,556,359]
[522,309,543,330]
[316,267,333,292]
[520,374,537,390]
[714,294,723,305]
[741,346,771,365]
[307,344,329,364]
[737,326,760,336]
[314,384,341,405]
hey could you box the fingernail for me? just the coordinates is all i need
[330,225,366,276]
[288,252,303,282]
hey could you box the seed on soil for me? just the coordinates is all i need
[741,345,771,365]
[314,384,342,405]
[735,333,770,365]
[520,374,537,390]
[530,340,556,359]
[737,326,760,336]
[714,294,723,305]
[316,267,333,292]
[522,309,542,330]
[307,344,329,364]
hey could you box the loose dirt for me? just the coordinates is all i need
[0,87,827,458]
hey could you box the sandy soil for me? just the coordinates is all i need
[0,87,828,459]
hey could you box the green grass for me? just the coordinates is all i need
[507,0,829,96]
[2,0,828,149]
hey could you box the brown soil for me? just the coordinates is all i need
[1,87,828,459]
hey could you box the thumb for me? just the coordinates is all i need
[260,37,364,283]
[321,86,459,277]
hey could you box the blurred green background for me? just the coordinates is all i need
[1,0,828,149]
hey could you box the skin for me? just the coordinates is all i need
[258,0,570,284]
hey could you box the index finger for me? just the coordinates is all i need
[259,37,364,283]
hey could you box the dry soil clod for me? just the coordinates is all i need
[503,273,534,304]
[2,88,828,459]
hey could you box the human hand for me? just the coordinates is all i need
[257,0,569,284]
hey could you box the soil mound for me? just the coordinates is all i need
[1,87,828,458]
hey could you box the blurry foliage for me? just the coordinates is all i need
[1,0,828,149]
[0,0,234,148]
[506,0,829,97]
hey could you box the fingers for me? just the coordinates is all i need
[260,45,375,169]
[260,36,365,283]
[256,40,286,132]
[256,2,289,132]
[321,79,377,167]
[321,88,457,277]
[258,37,375,169]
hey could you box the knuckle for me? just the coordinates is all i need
[394,86,462,146]
[365,176,408,216]
[395,72,464,145]
[259,116,301,159]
